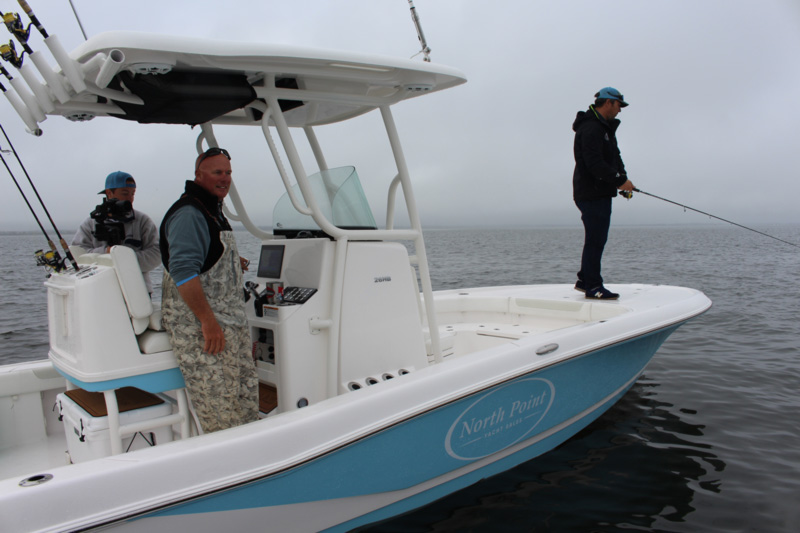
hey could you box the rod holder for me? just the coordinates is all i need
[8,76,45,122]
[18,62,55,113]
[94,50,125,89]
[29,50,70,103]
[2,87,41,135]
[43,34,86,93]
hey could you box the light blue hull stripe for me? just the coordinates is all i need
[326,383,632,532]
[140,326,678,525]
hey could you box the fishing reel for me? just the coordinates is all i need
[0,40,23,68]
[35,248,65,273]
[619,190,633,199]
[90,198,133,246]
[2,12,31,44]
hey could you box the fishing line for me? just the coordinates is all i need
[630,187,800,249]
[0,122,79,269]
[1,145,52,244]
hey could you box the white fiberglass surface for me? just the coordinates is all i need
[0,432,68,481]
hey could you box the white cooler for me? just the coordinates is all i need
[57,387,174,463]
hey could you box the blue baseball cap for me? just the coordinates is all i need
[595,87,628,107]
[99,171,135,193]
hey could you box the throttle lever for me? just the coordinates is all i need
[244,281,260,303]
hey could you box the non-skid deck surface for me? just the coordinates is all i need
[259,382,278,414]
[67,384,277,417]
[65,387,164,417]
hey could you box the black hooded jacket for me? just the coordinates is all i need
[572,106,627,201]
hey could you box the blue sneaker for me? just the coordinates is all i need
[585,286,619,300]
[574,280,586,293]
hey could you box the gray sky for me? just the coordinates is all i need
[1,0,799,232]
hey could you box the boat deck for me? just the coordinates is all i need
[0,381,280,482]
[0,430,69,482]
[427,284,630,358]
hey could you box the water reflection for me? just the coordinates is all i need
[366,377,725,532]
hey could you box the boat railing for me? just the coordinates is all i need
[198,77,444,397]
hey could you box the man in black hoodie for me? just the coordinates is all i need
[572,87,635,300]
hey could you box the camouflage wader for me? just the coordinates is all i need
[161,230,259,433]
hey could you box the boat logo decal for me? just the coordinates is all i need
[374,276,392,283]
[445,377,555,461]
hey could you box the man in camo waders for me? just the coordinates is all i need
[160,147,259,433]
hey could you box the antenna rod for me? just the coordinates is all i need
[407,0,431,62]
[65,0,88,41]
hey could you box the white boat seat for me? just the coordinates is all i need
[110,245,153,334]
[47,245,192,456]
[137,329,173,354]
[149,308,165,331]
[75,246,166,336]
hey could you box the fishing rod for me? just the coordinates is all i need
[0,72,40,134]
[0,122,79,269]
[1,145,66,272]
[1,10,30,65]
[15,0,88,97]
[0,49,47,125]
[626,187,800,249]
[17,0,49,39]
[13,0,84,42]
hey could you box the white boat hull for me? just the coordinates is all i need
[2,283,708,532]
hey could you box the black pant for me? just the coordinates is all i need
[575,197,612,290]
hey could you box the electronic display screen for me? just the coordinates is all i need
[257,245,285,279]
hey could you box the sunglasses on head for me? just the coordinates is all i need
[196,147,231,170]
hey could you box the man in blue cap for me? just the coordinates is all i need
[71,171,160,293]
[572,87,635,300]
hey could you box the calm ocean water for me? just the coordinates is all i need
[1,224,799,532]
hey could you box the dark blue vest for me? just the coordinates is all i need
[160,180,232,275]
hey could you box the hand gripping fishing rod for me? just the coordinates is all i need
[0,122,79,270]
[627,187,800,249]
